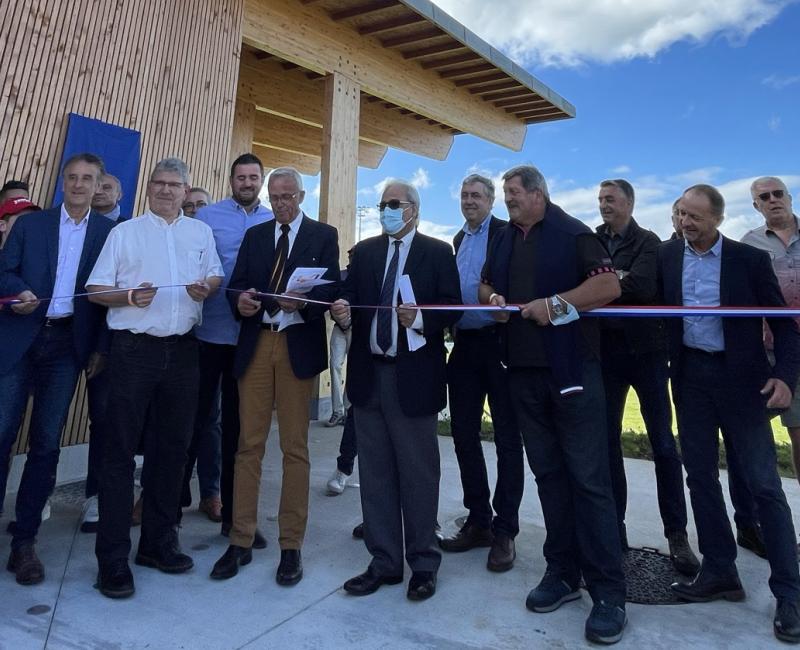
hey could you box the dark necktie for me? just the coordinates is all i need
[377,240,401,353]
[267,223,291,316]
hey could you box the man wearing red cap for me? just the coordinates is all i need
[0,197,40,248]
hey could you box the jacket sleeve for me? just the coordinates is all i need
[420,242,463,334]
[759,249,800,390]
[615,231,659,305]
[227,227,253,322]
[0,217,31,297]
[302,225,340,321]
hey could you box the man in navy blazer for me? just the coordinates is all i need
[211,167,339,586]
[331,179,462,602]
[660,184,800,643]
[0,153,113,586]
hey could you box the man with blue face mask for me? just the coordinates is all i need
[331,180,462,602]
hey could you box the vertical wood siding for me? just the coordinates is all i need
[2,0,244,452]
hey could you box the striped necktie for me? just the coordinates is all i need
[377,240,401,353]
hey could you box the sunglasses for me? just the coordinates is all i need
[757,189,785,202]
[378,200,412,211]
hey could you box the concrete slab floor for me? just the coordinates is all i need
[1,420,797,649]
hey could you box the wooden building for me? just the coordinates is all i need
[1,0,574,454]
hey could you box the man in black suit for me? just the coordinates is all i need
[440,174,523,573]
[661,184,800,643]
[331,179,461,601]
[211,167,339,586]
[0,153,113,585]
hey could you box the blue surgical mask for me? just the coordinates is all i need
[380,206,409,235]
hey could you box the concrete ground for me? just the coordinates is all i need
[1,419,797,650]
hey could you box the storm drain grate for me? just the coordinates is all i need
[622,546,688,605]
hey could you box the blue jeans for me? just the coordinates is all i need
[508,360,626,606]
[0,323,80,548]
[675,349,800,599]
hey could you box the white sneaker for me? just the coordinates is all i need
[326,470,349,495]
[80,495,99,533]
[41,498,51,522]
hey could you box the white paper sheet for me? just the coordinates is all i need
[285,267,333,294]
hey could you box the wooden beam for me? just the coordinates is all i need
[358,14,426,36]
[453,72,508,87]
[253,110,386,169]
[229,98,256,166]
[238,59,453,159]
[253,144,320,176]
[469,80,524,95]
[420,52,482,69]
[494,96,545,109]
[319,72,359,260]
[482,88,534,102]
[329,0,396,21]
[381,28,443,48]
[525,113,572,125]
[438,62,495,79]
[242,0,526,150]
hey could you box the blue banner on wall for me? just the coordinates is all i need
[53,113,141,217]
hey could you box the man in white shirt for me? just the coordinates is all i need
[87,157,223,599]
[0,153,113,586]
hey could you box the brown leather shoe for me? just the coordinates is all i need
[131,496,143,527]
[487,533,516,572]
[199,496,223,522]
[440,522,493,553]
[7,543,45,585]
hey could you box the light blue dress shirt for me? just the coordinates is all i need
[682,235,724,352]
[195,198,273,345]
[455,215,495,330]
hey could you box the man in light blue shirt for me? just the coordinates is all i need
[440,174,523,574]
[181,153,272,537]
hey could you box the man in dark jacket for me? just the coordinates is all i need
[596,179,698,575]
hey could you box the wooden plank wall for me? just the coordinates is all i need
[2,0,244,452]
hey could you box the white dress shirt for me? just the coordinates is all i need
[369,228,423,356]
[47,205,90,318]
[87,210,223,336]
[262,212,303,325]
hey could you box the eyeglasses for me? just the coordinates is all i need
[269,193,299,205]
[378,200,412,211]
[757,189,785,202]
[150,180,185,191]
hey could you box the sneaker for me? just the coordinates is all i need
[526,569,581,613]
[585,601,627,644]
[775,598,800,643]
[326,470,349,495]
[80,496,100,533]
[325,413,344,427]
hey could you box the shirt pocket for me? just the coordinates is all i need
[184,249,206,282]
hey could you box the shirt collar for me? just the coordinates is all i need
[60,204,90,226]
[103,204,121,221]
[462,214,492,236]
[232,197,265,215]
[685,232,723,257]
[146,209,184,227]
[277,212,303,234]
[765,215,800,238]
[387,226,416,248]
[603,221,630,240]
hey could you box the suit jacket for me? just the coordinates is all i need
[228,214,339,379]
[452,214,506,254]
[342,230,462,417]
[0,207,115,373]
[658,236,800,399]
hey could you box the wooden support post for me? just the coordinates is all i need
[319,72,359,265]
[229,98,256,166]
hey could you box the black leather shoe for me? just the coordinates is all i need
[276,549,303,586]
[671,568,745,602]
[210,545,252,580]
[440,522,493,552]
[775,598,800,643]
[135,534,194,574]
[343,566,403,596]
[96,559,135,599]
[487,534,516,572]
[668,531,700,576]
[407,571,437,601]
[352,522,364,539]
[737,525,768,559]
[252,529,267,550]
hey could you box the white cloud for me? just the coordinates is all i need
[769,115,782,132]
[410,168,432,189]
[552,171,800,241]
[762,73,800,89]
[611,165,632,174]
[434,0,791,67]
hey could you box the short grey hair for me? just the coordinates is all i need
[750,176,788,198]
[383,178,420,206]
[502,165,550,200]
[461,174,495,201]
[269,167,303,191]
[150,157,190,185]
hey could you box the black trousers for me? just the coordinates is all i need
[336,405,357,475]
[95,331,199,565]
[180,341,239,525]
[447,328,524,537]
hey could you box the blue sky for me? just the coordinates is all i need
[293,0,800,243]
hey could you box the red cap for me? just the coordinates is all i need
[0,197,40,219]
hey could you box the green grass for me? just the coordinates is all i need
[439,393,797,478]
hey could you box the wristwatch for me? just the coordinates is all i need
[550,295,565,316]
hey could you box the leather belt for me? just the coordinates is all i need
[44,316,73,327]
[683,345,725,358]
[260,322,281,332]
